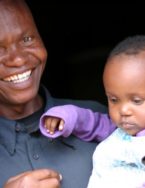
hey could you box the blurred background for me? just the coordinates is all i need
[26,2,145,105]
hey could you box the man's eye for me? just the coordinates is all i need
[23,36,32,43]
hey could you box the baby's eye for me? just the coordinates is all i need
[107,96,118,104]
[132,98,144,105]
[23,36,33,43]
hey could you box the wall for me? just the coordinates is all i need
[27,2,145,104]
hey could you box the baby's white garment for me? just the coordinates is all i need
[87,128,145,188]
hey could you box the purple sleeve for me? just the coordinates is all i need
[138,183,145,188]
[39,105,116,141]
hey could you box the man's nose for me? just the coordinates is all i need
[4,45,26,67]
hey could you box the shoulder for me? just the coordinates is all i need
[53,98,107,113]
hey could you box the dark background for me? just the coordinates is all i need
[26,2,145,105]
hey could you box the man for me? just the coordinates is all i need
[0,0,107,187]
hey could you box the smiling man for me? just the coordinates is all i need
[0,1,107,188]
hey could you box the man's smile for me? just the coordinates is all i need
[2,70,32,83]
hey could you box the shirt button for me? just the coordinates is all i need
[48,138,53,143]
[15,124,21,132]
[33,154,39,160]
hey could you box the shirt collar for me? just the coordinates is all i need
[0,85,54,155]
[0,117,16,155]
[0,108,43,155]
[39,84,54,111]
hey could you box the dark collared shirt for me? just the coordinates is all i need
[0,85,107,188]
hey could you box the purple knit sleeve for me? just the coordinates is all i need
[39,105,116,141]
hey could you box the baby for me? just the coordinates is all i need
[40,35,145,188]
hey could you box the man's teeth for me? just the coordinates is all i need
[3,70,32,83]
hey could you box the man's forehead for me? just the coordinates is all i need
[0,0,25,4]
[0,0,32,23]
[0,0,28,12]
[0,0,35,42]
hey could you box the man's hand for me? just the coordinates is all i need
[3,168,62,188]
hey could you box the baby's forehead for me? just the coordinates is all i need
[105,52,145,71]
[103,52,145,84]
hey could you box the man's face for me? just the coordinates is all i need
[0,1,47,106]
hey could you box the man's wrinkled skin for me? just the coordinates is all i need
[0,0,61,187]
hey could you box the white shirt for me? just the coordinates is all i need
[87,128,145,188]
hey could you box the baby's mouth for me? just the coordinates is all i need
[119,121,136,129]
[2,70,32,83]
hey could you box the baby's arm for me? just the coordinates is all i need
[39,105,116,141]
[139,183,145,188]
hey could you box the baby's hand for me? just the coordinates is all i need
[44,116,64,135]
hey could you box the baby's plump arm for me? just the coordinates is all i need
[39,104,116,141]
